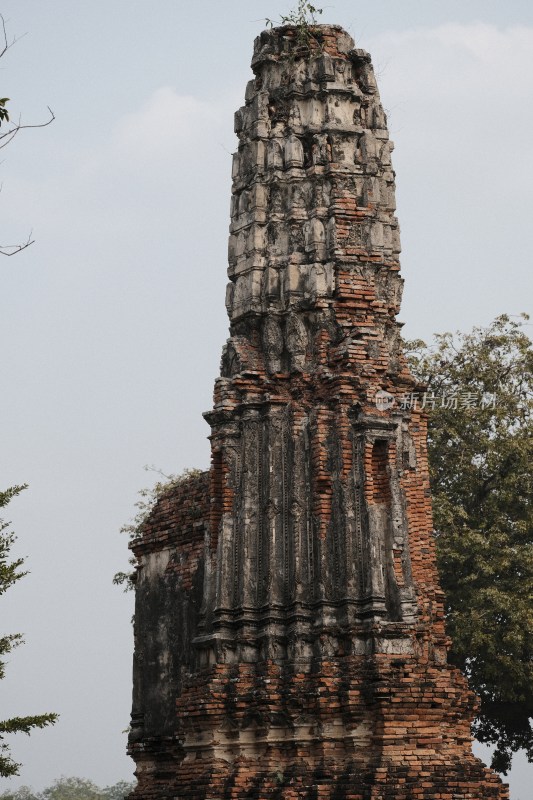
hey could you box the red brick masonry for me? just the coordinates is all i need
[128,24,508,800]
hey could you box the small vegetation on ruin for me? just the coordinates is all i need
[113,466,203,591]
[266,1,324,53]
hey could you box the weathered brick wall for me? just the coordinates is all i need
[128,23,508,800]
[129,471,209,787]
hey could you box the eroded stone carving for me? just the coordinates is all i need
[284,133,304,168]
[286,313,307,371]
[262,316,283,373]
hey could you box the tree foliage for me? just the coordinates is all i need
[0,486,58,777]
[0,777,135,800]
[0,96,9,126]
[407,314,533,773]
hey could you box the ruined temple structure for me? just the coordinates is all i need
[128,24,508,800]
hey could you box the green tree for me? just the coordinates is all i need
[0,777,135,800]
[0,787,37,800]
[100,781,135,800]
[40,777,102,800]
[407,313,533,773]
[0,485,58,777]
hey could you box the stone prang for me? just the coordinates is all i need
[128,24,509,800]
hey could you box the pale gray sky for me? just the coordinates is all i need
[0,1,531,798]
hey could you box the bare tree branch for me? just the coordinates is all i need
[0,107,55,150]
[0,232,34,257]
[0,14,27,59]
[0,15,53,257]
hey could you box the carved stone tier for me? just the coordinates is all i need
[128,24,508,800]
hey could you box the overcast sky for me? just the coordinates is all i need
[0,1,532,798]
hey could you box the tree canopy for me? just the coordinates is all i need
[407,313,533,773]
[0,486,58,777]
[0,777,135,800]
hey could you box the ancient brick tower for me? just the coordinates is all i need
[128,24,508,800]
